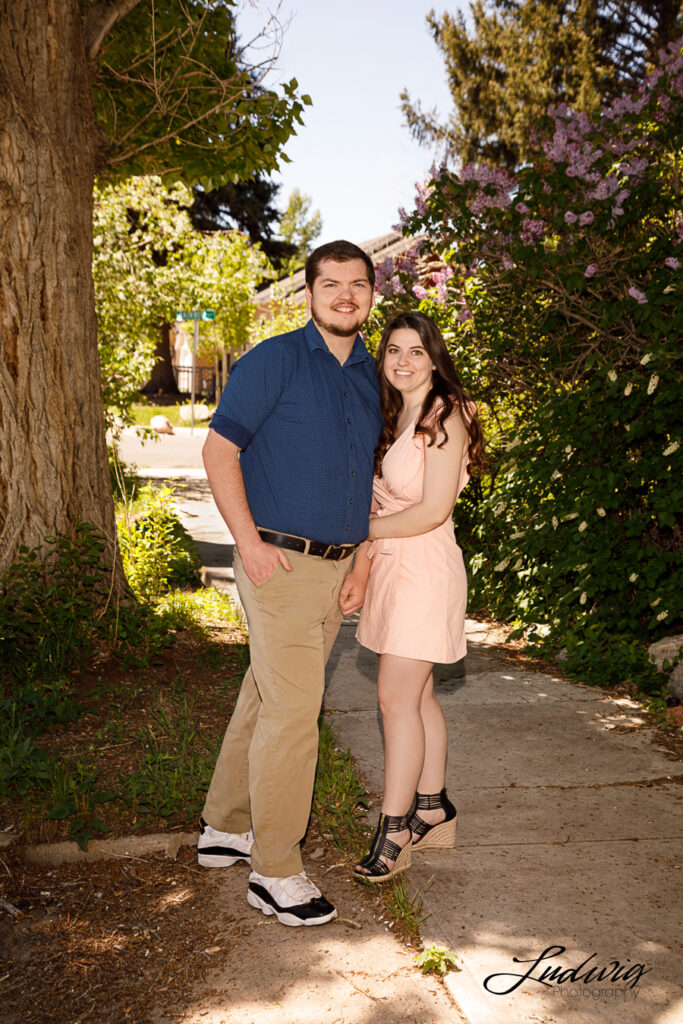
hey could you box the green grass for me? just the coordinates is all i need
[131,401,216,429]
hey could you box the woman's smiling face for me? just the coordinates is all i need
[382,328,435,403]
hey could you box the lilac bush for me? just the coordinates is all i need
[369,41,683,692]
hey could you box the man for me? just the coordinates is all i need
[198,240,382,927]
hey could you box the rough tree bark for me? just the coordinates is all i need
[0,2,123,583]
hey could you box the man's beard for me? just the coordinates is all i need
[310,298,364,338]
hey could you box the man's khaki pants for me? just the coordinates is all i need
[202,547,350,877]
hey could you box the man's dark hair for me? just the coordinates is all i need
[305,240,375,290]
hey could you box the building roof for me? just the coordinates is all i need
[256,232,422,309]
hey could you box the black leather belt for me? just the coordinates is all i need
[257,529,357,561]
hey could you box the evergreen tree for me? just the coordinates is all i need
[190,177,296,269]
[402,0,683,167]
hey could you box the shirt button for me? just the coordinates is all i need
[347,417,352,424]
[351,471,356,477]
[346,525,351,531]
[350,444,355,450]
[349,498,353,504]
[345,391,350,397]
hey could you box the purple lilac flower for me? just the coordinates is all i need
[515,202,530,214]
[665,256,681,269]
[501,253,514,270]
[390,275,405,296]
[579,211,594,226]
[564,211,578,224]
[412,284,428,300]
[584,264,599,278]
[628,286,647,304]
[522,218,546,238]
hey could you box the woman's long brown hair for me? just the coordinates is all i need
[374,311,486,477]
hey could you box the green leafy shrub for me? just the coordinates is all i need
[116,484,200,600]
[369,42,682,691]
[0,524,111,683]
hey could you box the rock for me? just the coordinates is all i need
[150,414,174,434]
[648,634,683,701]
[179,403,210,423]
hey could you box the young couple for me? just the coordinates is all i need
[199,240,484,927]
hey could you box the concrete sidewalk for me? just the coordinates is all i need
[326,622,683,1024]
[121,444,683,1024]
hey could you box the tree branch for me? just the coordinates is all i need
[84,0,143,61]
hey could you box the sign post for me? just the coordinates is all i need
[174,310,216,435]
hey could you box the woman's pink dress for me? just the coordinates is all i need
[356,409,471,663]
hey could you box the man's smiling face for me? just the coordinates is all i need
[306,258,374,339]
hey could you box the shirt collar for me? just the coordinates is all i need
[304,317,375,366]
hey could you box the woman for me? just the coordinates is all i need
[340,310,485,882]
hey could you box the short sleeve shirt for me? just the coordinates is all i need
[210,319,383,545]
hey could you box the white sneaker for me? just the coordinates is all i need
[197,817,253,868]
[247,870,337,927]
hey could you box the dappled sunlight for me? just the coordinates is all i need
[156,885,193,910]
[171,931,448,1024]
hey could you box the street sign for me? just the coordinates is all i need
[175,309,215,321]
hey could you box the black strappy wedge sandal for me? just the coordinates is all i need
[409,788,457,851]
[353,812,412,883]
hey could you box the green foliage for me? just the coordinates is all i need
[312,722,369,850]
[249,281,308,345]
[94,176,269,434]
[116,484,200,601]
[381,45,683,690]
[277,188,323,273]
[93,0,312,187]
[415,943,460,976]
[0,525,111,684]
[123,697,216,823]
[402,1,683,167]
[382,876,431,943]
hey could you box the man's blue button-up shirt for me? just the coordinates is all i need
[210,319,383,546]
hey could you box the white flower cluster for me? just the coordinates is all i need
[494,558,511,572]
[578,521,588,532]
[513,558,523,570]
[579,593,588,605]
[629,573,638,582]
[510,531,525,540]
[564,512,579,521]
[551,469,562,480]
[640,353,652,365]
[656,611,668,621]
[663,442,680,456]
[624,382,633,396]
[596,508,606,517]
[647,374,660,395]
[608,369,618,382]
[552,516,559,529]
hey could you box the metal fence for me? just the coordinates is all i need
[174,365,216,402]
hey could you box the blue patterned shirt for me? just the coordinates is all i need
[210,319,382,545]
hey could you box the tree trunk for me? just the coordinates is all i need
[0,1,124,587]
[141,322,180,397]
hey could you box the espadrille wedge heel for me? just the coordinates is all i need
[353,812,412,883]
[409,788,457,851]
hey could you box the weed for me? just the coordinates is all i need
[312,722,369,851]
[123,697,217,822]
[383,875,431,944]
[45,761,117,850]
[415,943,460,976]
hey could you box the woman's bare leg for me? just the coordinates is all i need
[356,653,435,872]
[414,672,449,829]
